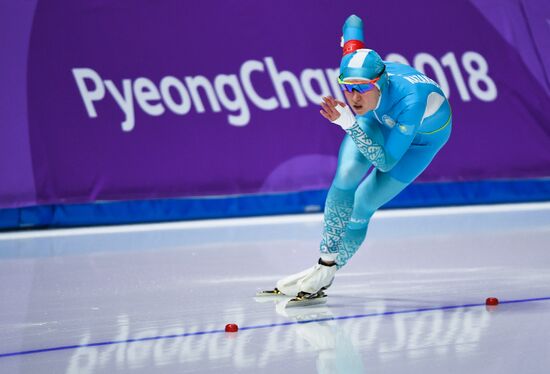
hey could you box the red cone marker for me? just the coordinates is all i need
[225,323,239,332]
[485,297,499,306]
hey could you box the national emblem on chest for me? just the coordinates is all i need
[381,114,396,128]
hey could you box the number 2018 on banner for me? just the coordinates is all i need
[385,51,497,102]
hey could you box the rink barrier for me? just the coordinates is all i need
[1,179,549,230]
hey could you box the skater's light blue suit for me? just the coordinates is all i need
[320,15,452,267]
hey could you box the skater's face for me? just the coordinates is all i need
[344,87,380,115]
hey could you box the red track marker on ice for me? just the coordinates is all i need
[225,323,239,332]
[486,297,499,306]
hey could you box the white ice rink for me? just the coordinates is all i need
[1,202,550,373]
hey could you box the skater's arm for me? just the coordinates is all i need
[380,98,426,169]
[321,97,418,172]
[344,121,390,170]
[321,97,390,169]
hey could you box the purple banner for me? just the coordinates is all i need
[0,1,38,208]
[1,0,550,209]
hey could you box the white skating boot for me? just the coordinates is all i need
[277,259,337,295]
[257,258,337,307]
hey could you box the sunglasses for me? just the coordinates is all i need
[338,78,377,94]
[338,66,386,94]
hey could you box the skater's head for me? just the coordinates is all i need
[339,14,388,108]
[340,81,380,115]
[338,50,384,114]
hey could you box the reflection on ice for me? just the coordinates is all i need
[275,303,365,374]
[66,300,491,373]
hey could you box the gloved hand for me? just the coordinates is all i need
[331,103,357,130]
[320,96,357,130]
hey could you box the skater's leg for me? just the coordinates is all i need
[336,170,409,267]
[320,134,371,262]
[275,173,406,301]
[269,136,369,297]
[335,136,451,267]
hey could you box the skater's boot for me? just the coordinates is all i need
[276,259,337,297]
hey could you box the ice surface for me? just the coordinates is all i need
[1,203,549,373]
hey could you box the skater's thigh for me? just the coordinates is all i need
[353,170,409,220]
[388,123,451,183]
[333,134,372,190]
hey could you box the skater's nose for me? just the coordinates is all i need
[351,90,362,102]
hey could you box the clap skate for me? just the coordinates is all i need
[256,259,337,307]
[286,290,328,308]
[255,287,285,297]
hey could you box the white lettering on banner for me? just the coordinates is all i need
[413,53,450,97]
[184,75,222,113]
[160,76,192,115]
[264,57,308,109]
[213,74,249,127]
[104,79,135,132]
[134,77,165,116]
[72,68,105,117]
[240,60,279,111]
[72,51,497,132]
[385,51,497,102]
[300,68,332,103]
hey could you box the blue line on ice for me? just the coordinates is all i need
[1,296,549,359]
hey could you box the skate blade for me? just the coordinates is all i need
[255,289,290,304]
[255,288,284,297]
[285,294,327,308]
